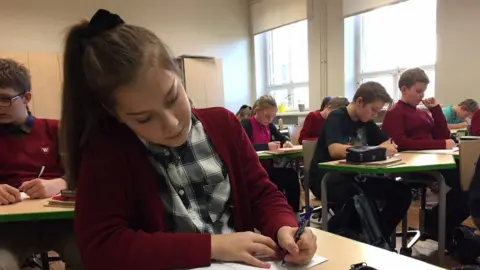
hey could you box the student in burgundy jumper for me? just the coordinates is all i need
[471,109,480,136]
[60,9,316,270]
[0,59,81,269]
[382,67,470,250]
[298,96,349,144]
[240,95,301,213]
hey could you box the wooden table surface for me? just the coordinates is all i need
[0,197,74,222]
[318,152,456,174]
[311,228,443,270]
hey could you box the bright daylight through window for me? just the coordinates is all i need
[357,0,437,100]
[266,20,309,110]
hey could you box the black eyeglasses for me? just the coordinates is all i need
[0,92,25,107]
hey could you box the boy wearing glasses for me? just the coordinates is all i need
[0,58,81,269]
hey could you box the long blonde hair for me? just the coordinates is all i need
[252,95,277,114]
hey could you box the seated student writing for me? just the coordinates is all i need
[299,96,349,144]
[61,9,316,270]
[240,95,301,213]
[470,109,480,136]
[442,99,479,129]
[382,67,469,249]
[309,81,411,242]
[0,59,81,269]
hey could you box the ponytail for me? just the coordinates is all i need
[60,22,110,189]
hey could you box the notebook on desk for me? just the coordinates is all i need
[45,195,75,208]
[193,255,327,270]
[266,145,303,154]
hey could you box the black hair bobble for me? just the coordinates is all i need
[84,9,125,38]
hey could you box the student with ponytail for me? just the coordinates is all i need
[61,9,316,270]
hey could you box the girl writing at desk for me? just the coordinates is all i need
[60,9,316,270]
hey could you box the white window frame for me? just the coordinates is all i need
[353,3,436,101]
[265,21,309,110]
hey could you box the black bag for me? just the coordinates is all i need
[346,146,387,163]
[451,226,480,265]
[329,186,391,250]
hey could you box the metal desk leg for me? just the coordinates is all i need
[427,171,447,266]
[321,172,332,231]
[304,168,310,210]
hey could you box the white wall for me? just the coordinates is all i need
[436,0,480,105]
[0,0,252,111]
[308,0,344,110]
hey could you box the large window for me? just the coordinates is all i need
[266,20,309,110]
[356,0,437,99]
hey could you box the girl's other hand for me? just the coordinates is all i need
[211,232,278,268]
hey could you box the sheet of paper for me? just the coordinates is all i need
[417,148,458,154]
[20,192,30,200]
[194,255,327,270]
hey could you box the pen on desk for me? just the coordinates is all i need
[37,166,45,178]
[282,206,313,265]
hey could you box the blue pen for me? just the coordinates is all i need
[282,206,313,265]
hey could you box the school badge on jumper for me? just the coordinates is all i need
[41,147,50,154]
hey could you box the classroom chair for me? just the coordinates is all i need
[393,178,431,256]
[299,140,323,219]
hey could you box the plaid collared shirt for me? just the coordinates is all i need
[144,115,235,234]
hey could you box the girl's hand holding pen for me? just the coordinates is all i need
[277,226,317,265]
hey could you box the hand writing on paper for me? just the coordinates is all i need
[0,184,21,205]
[19,178,66,199]
[421,97,439,108]
[445,139,456,150]
[380,140,398,157]
[211,232,278,268]
[268,141,281,151]
[277,226,317,265]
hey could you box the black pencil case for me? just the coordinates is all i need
[346,146,387,163]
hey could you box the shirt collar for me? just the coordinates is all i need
[20,114,34,133]
[0,114,34,134]
[398,100,418,109]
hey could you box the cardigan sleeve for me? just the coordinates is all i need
[240,118,269,151]
[429,105,451,139]
[229,113,298,239]
[74,134,211,270]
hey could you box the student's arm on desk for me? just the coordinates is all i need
[74,139,211,270]
[382,107,446,150]
[429,105,451,139]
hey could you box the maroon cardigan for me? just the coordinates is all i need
[472,109,480,136]
[298,110,325,144]
[382,101,450,151]
[74,107,297,270]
